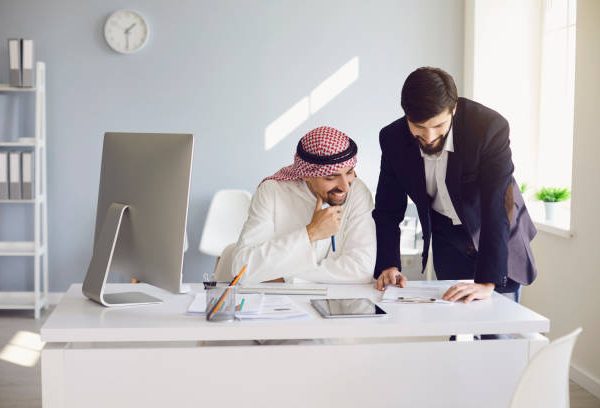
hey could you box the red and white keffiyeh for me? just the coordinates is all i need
[264,126,358,182]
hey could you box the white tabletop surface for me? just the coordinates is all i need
[41,282,549,343]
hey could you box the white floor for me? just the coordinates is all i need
[0,307,599,408]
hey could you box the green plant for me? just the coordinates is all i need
[535,187,571,202]
[519,182,528,194]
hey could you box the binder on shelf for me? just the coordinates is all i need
[21,39,34,87]
[8,39,21,87]
[0,152,8,199]
[21,152,33,199]
[8,151,22,199]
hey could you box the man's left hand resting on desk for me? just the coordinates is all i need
[442,282,495,303]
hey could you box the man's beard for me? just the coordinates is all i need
[326,188,348,206]
[415,116,453,155]
[418,134,448,155]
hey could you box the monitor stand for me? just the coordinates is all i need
[82,203,163,307]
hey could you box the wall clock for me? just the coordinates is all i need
[104,10,149,54]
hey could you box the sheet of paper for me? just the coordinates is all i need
[235,293,264,315]
[236,295,310,320]
[382,282,455,304]
[187,292,264,315]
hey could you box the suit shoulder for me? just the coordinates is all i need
[459,97,508,128]
[380,118,405,138]
[379,117,408,149]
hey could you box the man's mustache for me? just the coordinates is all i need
[417,134,445,146]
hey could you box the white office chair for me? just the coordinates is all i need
[199,189,251,273]
[510,327,583,408]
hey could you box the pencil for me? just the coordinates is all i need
[207,265,247,321]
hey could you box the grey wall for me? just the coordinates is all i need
[0,0,464,291]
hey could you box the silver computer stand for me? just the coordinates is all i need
[82,203,162,306]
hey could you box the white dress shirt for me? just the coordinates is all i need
[420,128,462,225]
[231,178,376,284]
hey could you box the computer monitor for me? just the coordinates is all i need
[82,132,194,307]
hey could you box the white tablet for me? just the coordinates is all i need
[310,298,387,318]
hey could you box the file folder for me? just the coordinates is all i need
[21,152,34,199]
[8,39,21,87]
[8,152,22,199]
[21,39,34,87]
[0,152,8,199]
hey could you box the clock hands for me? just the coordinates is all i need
[123,23,137,50]
[124,23,137,34]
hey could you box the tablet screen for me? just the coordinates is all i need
[310,298,386,318]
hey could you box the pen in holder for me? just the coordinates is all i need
[205,286,237,321]
[206,264,247,322]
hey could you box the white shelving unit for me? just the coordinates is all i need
[0,62,48,318]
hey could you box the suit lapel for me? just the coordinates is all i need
[446,108,465,224]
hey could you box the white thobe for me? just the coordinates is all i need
[231,178,376,284]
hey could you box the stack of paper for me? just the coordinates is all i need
[382,282,454,304]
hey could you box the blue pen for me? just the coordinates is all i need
[331,235,336,252]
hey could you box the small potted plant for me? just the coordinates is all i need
[535,187,571,222]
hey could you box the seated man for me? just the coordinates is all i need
[219,126,375,284]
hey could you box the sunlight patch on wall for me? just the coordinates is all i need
[264,57,359,151]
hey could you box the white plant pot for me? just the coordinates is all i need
[544,202,559,222]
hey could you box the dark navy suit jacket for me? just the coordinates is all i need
[372,98,537,288]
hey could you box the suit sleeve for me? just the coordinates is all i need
[475,117,514,287]
[372,129,408,278]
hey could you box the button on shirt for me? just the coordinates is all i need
[420,128,462,225]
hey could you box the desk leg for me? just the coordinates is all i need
[41,343,66,408]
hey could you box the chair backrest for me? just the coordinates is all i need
[510,327,583,408]
[199,189,252,257]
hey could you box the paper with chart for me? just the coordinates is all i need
[382,281,456,304]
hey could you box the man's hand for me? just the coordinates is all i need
[442,282,495,303]
[375,267,407,291]
[306,196,342,242]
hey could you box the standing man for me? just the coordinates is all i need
[222,126,376,284]
[373,67,537,302]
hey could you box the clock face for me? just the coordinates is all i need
[104,10,149,54]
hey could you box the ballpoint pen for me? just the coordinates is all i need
[397,296,437,303]
[331,235,336,252]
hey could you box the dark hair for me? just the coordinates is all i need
[401,67,458,123]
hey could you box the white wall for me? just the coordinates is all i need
[521,0,600,398]
[0,0,465,290]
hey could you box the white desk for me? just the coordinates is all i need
[41,283,549,408]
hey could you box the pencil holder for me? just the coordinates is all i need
[206,286,237,322]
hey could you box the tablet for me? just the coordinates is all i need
[310,298,387,318]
